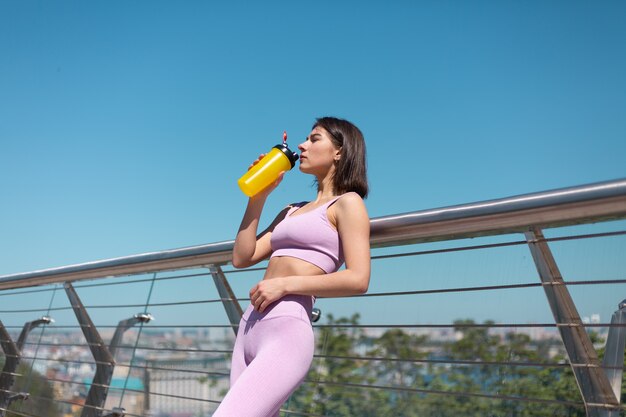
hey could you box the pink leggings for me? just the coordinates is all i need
[213,295,315,417]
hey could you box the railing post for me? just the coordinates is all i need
[108,313,154,358]
[525,228,620,416]
[208,266,243,335]
[0,320,22,415]
[0,317,53,416]
[65,282,115,417]
[65,283,154,417]
[601,300,626,408]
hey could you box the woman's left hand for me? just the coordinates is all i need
[250,277,289,312]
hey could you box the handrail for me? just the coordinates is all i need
[1,178,625,290]
[370,177,626,246]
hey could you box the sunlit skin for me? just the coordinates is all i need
[232,126,370,312]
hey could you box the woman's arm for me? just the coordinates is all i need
[232,197,291,268]
[232,170,287,269]
[250,192,371,311]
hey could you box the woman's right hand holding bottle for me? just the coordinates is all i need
[237,136,296,198]
[247,154,285,200]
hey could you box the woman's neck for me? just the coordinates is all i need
[314,175,338,202]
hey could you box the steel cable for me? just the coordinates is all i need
[3,277,626,314]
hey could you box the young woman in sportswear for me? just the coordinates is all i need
[213,116,370,417]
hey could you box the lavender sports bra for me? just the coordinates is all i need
[270,194,350,274]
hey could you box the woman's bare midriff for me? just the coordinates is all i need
[264,256,326,280]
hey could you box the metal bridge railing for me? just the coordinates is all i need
[0,178,625,417]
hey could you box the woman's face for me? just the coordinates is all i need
[298,127,341,176]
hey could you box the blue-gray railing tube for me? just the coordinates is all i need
[0,178,624,290]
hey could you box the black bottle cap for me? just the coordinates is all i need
[273,143,299,168]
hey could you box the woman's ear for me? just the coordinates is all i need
[334,147,342,161]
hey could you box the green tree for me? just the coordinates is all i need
[7,363,61,417]
[364,329,428,417]
[420,320,586,417]
[286,316,621,416]
[288,313,391,416]
[492,332,581,417]
[288,315,434,416]
[417,320,499,416]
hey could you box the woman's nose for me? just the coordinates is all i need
[298,142,306,151]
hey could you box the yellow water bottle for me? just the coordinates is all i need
[237,131,299,197]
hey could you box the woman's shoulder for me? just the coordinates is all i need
[331,192,369,227]
[333,192,366,212]
[338,191,365,204]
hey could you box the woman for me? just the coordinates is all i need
[213,116,370,417]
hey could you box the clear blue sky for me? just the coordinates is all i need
[1,1,625,325]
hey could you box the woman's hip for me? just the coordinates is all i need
[241,294,314,324]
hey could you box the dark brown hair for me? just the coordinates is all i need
[313,116,368,199]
